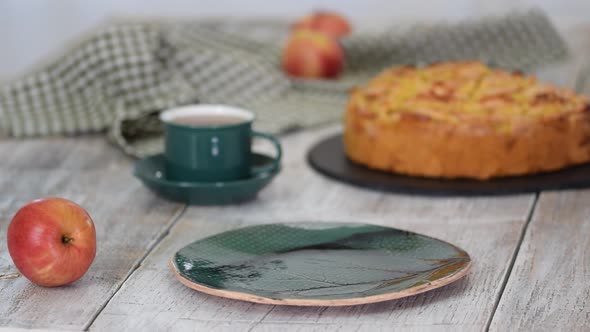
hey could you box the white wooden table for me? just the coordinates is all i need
[1,25,590,332]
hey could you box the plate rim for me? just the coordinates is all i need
[169,259,472,306]
[134,152,279,189]
[170,222,472,306]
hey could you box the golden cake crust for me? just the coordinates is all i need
[344,61,590,179]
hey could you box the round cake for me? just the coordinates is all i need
[344,61,590,179]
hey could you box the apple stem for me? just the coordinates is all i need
[61,235,74,244]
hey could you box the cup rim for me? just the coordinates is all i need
[160,104,255,130]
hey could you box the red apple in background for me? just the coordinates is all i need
[282,29,344,79]
[7,198,96,287]
[293,11,352,39]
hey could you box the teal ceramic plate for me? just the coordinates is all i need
[134,153,279,205]
[171,222,471,306]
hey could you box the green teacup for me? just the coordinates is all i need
[160,104,282,182]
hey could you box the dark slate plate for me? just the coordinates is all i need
[307,134,590,196]
[171,222,471,306]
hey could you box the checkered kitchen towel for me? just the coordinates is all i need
[0,9,568,157]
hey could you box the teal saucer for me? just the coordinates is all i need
[133,153,280,205]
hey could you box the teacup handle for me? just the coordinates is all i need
[251,131,282,176]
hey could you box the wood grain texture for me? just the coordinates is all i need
[489,190,590,331]
[0,136,183,330]
[90,124,535,331]
[487,25,590,331]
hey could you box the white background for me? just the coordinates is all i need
[0,0,588,82]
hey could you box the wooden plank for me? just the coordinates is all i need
[487,24,590,331]
[90,125,535,331]
[489,190,590,331]
[0,328,60,332]
[0,136,183,330]
[494,187,590,331]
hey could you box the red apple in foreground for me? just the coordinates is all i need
[7,198,96,287]
[282,29,344,79]
[293,11,352,39]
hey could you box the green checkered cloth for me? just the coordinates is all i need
[0,9,568,158]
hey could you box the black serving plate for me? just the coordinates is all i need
[307,134,590,196]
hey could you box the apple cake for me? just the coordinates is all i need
[344,61,590,179]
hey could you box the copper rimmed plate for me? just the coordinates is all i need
[171,222,471,306]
